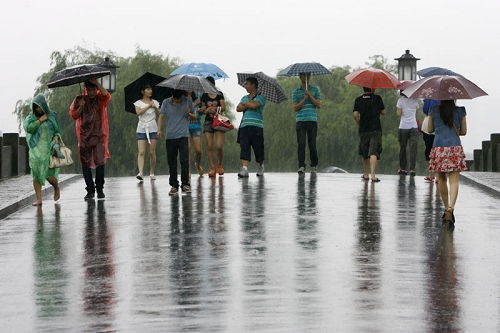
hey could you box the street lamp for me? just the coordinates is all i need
[395,50,420,81]
[97,57,120,93]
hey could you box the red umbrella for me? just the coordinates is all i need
[345,68,400,89]
[402,75,488,100]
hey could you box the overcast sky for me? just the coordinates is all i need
[1,0,498,153]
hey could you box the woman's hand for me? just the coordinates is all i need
[39,114,48,123]
[53,136,59,143]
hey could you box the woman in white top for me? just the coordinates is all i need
[134,84,160,180]
[396,92,419,176]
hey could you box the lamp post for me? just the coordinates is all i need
[395,50,420,81]
[97,57,120,93]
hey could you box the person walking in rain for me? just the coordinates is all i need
[428,100,467,224]
[24,93,63,206]
[157,89,197,195]
[236,77,267,177]
[396,91,419,176]
[353,87,386,182]
[292,72,321,174]
[70,78,111,200]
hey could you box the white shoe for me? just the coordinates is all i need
[257,164,264,176]
[136,173,144,181]
[150,174,156,180]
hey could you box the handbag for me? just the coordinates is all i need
[212,107,234,132]
[49,138,74,168]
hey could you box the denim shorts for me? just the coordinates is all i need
[189,130,202,138]
[137,132,158,141]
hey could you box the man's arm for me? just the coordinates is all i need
[157,113,165,139]
[353,111,360,126]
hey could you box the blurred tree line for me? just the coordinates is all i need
[14,48,428,176]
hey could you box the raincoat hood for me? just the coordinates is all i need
[31,93,50,114]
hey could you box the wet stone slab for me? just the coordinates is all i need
[1,173,500,332]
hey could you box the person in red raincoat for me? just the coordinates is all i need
[70,78,111,200]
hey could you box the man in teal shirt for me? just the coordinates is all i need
[236,77,267,178]
[292,72,321,173]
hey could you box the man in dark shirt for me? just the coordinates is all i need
[353,87,386,182]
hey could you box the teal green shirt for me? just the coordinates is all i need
[292,85,321,122]
[239,93,267,128]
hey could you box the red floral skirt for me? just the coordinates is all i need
[429,146,467,173]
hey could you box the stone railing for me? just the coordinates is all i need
[0,133,30,179]
[467,133,500,172]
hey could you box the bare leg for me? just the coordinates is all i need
[437,172,449,209]
[205,132,215,169]
[193,136,203,167]
[215,131,225,166]
[47,176,60,201]
[448,171,460,209]
[137,140,147,175]
[32,179,42,206]
[370,155,378,180]
[149,139,158,175]
[362,158,369,179]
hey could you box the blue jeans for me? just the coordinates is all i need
[166,137,189,188]
[296,121,318,168]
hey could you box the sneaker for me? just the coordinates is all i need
[257,164,264,176]
[150,174,156,180]
[208,167,216,177]
[84,191,95,200]
[238,168,249,178]
[196,164,204,176]
[97,191,105,200]
[169,187,179,195]
[218,164,224,175]
[298,167,305,174]
[136,173,144,181]
[310,166,317,173]
[181,185,191,193]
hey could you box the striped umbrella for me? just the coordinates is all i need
[345,68,400,89]
[237,72,287,104]
[278,62,331,89]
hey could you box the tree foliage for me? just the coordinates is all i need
[14,49,427,176]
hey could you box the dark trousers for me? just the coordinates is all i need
[83,165,105,193]
[422,132,435,161]
[166,137,189,188]
[296,121,318,168]
[398,128,419,170]
[239,126,265,163]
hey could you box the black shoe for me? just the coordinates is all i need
[97,191,105,200]
[84,192,95,200]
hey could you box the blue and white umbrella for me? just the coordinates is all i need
[416,67,463,78]
[170,62,229,80]
[278,62,331,88]
[237,72,287,104]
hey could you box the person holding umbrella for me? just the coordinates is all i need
[353,87,386,182]
[24,93,63,206]
[428,100,467,224]
[236,77,267,177]
[134,83,160,181]
[157,89,197,194]
[70,78,111,200]
[199,76,226,177]
[292,72,322,173]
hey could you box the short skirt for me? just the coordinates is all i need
[429,146,467,173]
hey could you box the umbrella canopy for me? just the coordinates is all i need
[416,66,463,78]
[402,75,488,100]
[236,72,288,104]
[157,74,221,94]
[123,72,173,114]
[170,62,229,80]
[396,80,415,91]
[278,62,331,77]
[47,64,110,88]
[345,68,400,89]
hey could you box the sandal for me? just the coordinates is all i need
[371,178,381,183]
[423,176,435,183]
[361,175,369,181]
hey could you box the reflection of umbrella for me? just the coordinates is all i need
[416,67,463,78]
[157,74,221,94]
[47,64,110,88]
[124,72,173,114]
[278,62,331,89]
[345,68,400,89]
[170,62,229,80]
[237,72,288,104]
[397,80,415,91]
[403,75,488,100]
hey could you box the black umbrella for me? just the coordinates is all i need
[415,66,463,78]
[123,72,173,114]
[47,64,111,88]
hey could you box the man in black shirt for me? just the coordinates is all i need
[353,87,386,182]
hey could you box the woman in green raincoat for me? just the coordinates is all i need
[23,93,62,206]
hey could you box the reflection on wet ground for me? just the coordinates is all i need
[1,173,500,332]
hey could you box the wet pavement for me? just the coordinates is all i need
[1,172,500,332]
